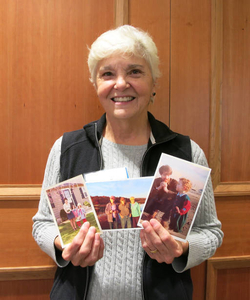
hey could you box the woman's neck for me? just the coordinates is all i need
[103,115,151,146]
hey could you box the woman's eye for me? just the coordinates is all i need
[129,69,142,76]
[102,71,113,77]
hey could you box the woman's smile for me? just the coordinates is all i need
[95,54,155,121]
[111,96,135,102]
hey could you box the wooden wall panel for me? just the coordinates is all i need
[0,0,113,184]
[0,1,114,297]
[191,262,206,300]
[170,0,211,156]
[207,256,250,300]
[216,267,250,300]
[221,0,250,182]
[129,0,171,126]
[0,279,53,300]
[209,0,250,196]
[0,199,53,267]
[1,0,250,299]
[214,196,250,257]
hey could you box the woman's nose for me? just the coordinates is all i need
[114,76,130,90]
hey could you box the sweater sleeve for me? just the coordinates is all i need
[172,140,224,272]
[32,136,69,267]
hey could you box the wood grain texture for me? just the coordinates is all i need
[0,266,56,281]
[206,256,250,300]
[0,199,55,267]
[221,0,250,182]
[214,196,250,258]
[210,0,223,189]
[0,185,41,201]
[129,0,171,126]
[115,0,129,27]
[214,182,250,197]
[0,279,53,300]
[170,0,211,156]
[209,0,250,195]
[191,262,206,300]
[0,0,113,184]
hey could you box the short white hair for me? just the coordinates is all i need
[88,25,161,83]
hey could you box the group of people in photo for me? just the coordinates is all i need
[63,199,87,231]
[104,163,193,232]
[142,164,192,233]
[105,195,141,229]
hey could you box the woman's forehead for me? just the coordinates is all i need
[97,54,149,70]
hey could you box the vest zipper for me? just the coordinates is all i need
[83,266,89,300]
[140,135,176,177]
[141,252,146,300]
[94,123,104,170]
[140,134,177,299]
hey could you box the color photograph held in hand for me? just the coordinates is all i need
[139,153,211,242]
[45,175,102,248]
[86,177,153,231]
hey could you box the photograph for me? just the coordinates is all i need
[45,175,102,248]
[139,153,211,241]
[84,167,129,182]
[86,177,153,231]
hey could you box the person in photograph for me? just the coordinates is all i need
[143,165,177,223]
[72,205,78,218]
[151,165,178,197]
[76,203,87,228]
[169,178,192,233]
[118,197,132,229]
[32,25,223,300]
[63,199,77,231]
[130,196,141,228]
[105,196,119,229]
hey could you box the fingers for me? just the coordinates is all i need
[62,222,104,267]
[62,221,91,260]
[140,219,185,264]
[88,233,105,266]
[140,220,169,262]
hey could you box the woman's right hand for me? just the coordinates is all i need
[55,221,104,267]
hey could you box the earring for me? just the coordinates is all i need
[150,92,156,103]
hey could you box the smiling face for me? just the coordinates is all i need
[95,54,155,122]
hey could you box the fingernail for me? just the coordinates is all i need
[142,221,149,229]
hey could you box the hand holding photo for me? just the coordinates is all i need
[45,175,102,248]
[139,153,211,242]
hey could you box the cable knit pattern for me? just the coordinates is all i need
[88,230,143,300]
[101,137,147,178]
[87,138,146,300]
[32,137,223,298]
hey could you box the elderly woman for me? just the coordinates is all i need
[32,25,223,300]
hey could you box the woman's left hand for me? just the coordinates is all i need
[140,219,189,264]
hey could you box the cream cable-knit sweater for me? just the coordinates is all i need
[32,137,223,299]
